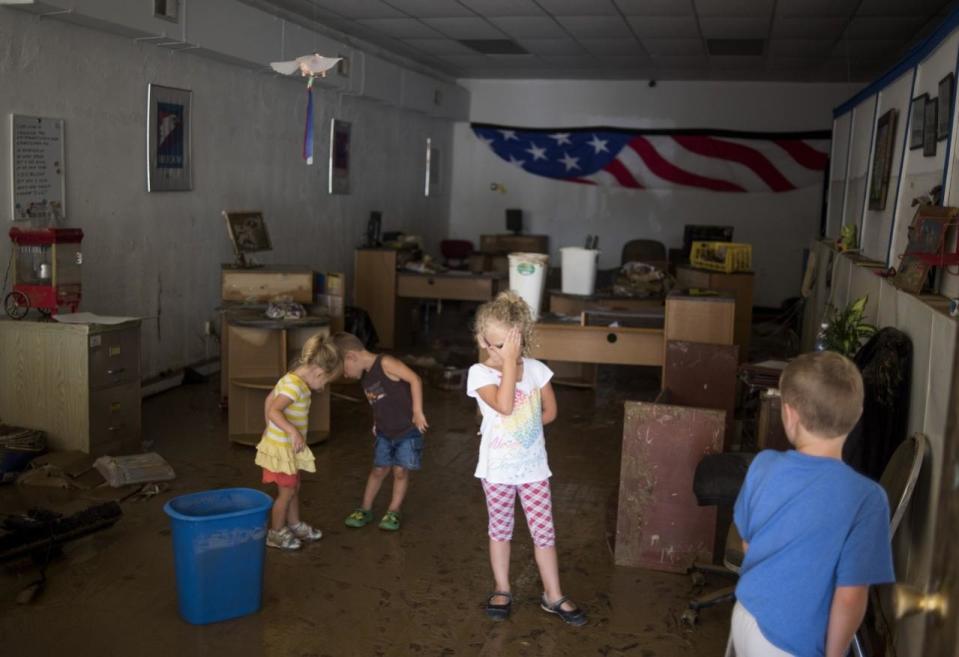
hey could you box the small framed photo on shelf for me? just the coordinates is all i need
[938,73,954,141]
[923,96,938,156]
[909,93,928,150]
[328,119,351,195]
[147,84,192,192]
[868,108,897,211]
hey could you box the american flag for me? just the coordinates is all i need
[472,124,830,193]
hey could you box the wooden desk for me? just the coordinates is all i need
[675,265,753,361]
[355,248,504,348]
[545,291,665,385]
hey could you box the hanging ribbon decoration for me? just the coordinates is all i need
[268,54,342,165]
[303,76,315,165]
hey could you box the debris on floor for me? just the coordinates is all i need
[0,502,123,564]
[0,424,46,483]
[94,452,176,487]
[17,451,104,489]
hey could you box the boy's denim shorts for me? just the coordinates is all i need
[373,427,424,471]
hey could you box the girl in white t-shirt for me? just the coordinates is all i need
[466,291,587,626]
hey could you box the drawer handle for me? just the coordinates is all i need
[107,368,126,375]
[606,333,618,344]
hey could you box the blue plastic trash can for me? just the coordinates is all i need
[163,487,273,624]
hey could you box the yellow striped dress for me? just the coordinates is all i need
[254,373,317,474]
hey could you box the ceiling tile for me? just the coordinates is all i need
[403,38,476,54]
[555,15,633,39]
[517,37,588,55]
[439,53,493,66]
[312,0,404,19]
[772,16,849,39]
[355,18,442,37]
[614,0,695,16]
[776,0,858,17]
[538,54,602,66]
[693,0,774,17]
[767,39,833,57]
[457,0,546,17]
[535,0,619,16]
[488,16,567,38]
[857,0,947,17]
[643,38,706,55]
[699,16,770,38]
[844,16,926,40]
[380,0,473,17]
[766,56,827,71]
[421,17,506,39]
[579,37,647,55]
[710,54,767,68]
[627,15,700,38]
[831,38,907,59]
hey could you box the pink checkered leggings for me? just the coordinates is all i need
[481,478,556,548]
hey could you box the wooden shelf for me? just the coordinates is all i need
[231,377,279,390]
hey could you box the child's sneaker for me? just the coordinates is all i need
[378,510,401,531]
[344,508,373,528]
[266,527,302,551]
[289,521,323,542]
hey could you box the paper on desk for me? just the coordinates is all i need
[54,312,139,325]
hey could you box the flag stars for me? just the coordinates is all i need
[499,129,518,141]
[508,154,526,166]
[587,135,609,154]
[549,132,572,146]
[559,152,580,171]
[526,143,548,161]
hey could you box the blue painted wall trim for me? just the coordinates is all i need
[834,8,959,118]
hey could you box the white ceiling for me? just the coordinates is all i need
[248,0,959,81]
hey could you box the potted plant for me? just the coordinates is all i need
[817,296,877,358]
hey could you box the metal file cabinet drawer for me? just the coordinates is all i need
[89,326,140,389]
[89,382,142,455]
[397,273,497,302]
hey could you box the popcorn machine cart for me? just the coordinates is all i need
[4,227,83,319]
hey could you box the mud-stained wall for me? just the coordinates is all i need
[0,9,454,377]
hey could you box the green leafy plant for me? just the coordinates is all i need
[821,296,877,358]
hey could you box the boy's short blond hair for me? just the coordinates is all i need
[331,331,365,354]
[780,351,863,438]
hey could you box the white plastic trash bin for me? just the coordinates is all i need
[508,252,549,320]
[560,247,600,296]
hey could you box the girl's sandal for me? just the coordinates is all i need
[484,591,512,620]
[540,595,587,626]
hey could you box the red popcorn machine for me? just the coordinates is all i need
[4,227,83,319]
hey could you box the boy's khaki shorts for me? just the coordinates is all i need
[725,601,795,657]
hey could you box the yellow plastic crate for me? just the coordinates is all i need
[690,241,752,274]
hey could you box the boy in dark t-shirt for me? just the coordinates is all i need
[728,352,895,657]
[332,332,427,532]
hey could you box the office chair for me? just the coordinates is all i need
[621,239,667,268]
[683,434,926,635]
[440,239,474,270]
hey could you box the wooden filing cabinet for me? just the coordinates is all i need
[675,265,753,361]
[0,319,141,455]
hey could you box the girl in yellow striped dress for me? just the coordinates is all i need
[256,333,341,551]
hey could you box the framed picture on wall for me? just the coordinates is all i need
[424,138,441,197]
[909,93,928,150]
[868,108,897,211]
[938,73,954,141]
[328,119,351,195]
[923,96,938,156]
[147,84,192,192]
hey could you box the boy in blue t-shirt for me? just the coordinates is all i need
[727,352,895,657]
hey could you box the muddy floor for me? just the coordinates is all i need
[0,358,733,657]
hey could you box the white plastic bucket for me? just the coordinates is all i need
[508,252,549,320]
[560,247,600,295]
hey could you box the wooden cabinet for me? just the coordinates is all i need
[0,319,141,455]
[226,315,330,446]
[355,248,400,349]
[479,234,549,254]
[675,265,753,361]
